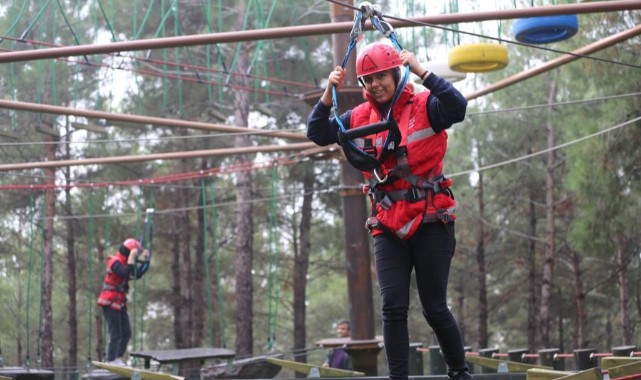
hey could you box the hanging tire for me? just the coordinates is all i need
[512,15,579,44]
[448,43,508,73]
[421,61,467,83]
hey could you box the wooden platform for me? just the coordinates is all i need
[130,347,235,380]
[0,367,54,380]
[93,361,184,380]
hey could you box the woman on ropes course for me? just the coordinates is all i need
[97,238,150,366]
[306,5,470,380]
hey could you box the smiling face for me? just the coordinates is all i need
[361,70,396,104]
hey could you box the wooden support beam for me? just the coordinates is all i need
[527,368,574,380]
[608,360,641,379]
[601,357,641,371]
[465,353,553,372]
[265,357,364,378]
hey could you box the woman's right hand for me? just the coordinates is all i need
[328,66,346,90]
[321,66,346,105]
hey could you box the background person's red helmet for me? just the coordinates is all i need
[356,42,402,78]
[123,238,141,250]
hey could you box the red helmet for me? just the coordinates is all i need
[356,42,402,78]
[123,238,141,251]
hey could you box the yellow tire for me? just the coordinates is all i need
[448,43,509,73]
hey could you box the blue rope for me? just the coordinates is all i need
[332,7,410,164]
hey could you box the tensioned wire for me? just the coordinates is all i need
[1,112,638,201]
[0,91,637,148]
[2,0,637,106]
[447,115,641,179]
[3,113,637,212]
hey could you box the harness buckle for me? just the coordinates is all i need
[365,216,379,232]
[405,187,425,202]
[436,210,456,223]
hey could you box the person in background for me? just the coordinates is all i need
[307,41,470,380]
[97,238,149,366]
[322,319,353,370]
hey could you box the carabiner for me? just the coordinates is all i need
[373,167,389,184]
[358,1,374,18]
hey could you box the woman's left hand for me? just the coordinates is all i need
[399,49,423,78]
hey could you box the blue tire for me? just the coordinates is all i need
[512,15,579,44]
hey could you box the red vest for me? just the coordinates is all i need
[350,86,456,239]
[97,254,129,310]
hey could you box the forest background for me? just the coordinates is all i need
[0,0,639,378]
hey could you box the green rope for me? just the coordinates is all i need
[210,180,226,347]
[55,0,84,46]
[173,2,183,115]
[249,0,277,104]
[266,164,280,350]
[133,0,156,40]
[217,0,224,105]
[18,0,51,42]
[132,0,157,112]
[37,193,46,367]
[51,7,57,107]
[1,0,27,40]
[131,188,143,353]
[96,0,118,42]
[25,192,36,368]
[137,192,154,351]
[201,178,215,346]
[226,1,254,84]
[87,188,96,364]
[161,0,168,111]
[101,188,112,361]
[201,0,214,106]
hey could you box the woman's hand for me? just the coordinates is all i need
[399,49,426,79]
[321,66,346,106]
[139,249,150,262]
[127,249,137,264]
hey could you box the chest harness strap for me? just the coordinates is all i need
[332,3,410,172]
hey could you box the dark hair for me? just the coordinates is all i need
[337,319,350,329]
[392,67,401,86]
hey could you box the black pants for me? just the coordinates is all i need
[374,222,467,380]
[102,305,131,361]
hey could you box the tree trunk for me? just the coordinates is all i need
[571,249,587,348]
[293,164,314,366]
[539,78,558,348]
[95,235,106,361]
[527,171,538,350]
[41,130,56,368]
[64,128,78,374]
[172,230,185,348]
[194,169,207,347]
[476,161,488,349]
[232,3,253,355]
[180,160,193,347]
[616,240,631,344]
